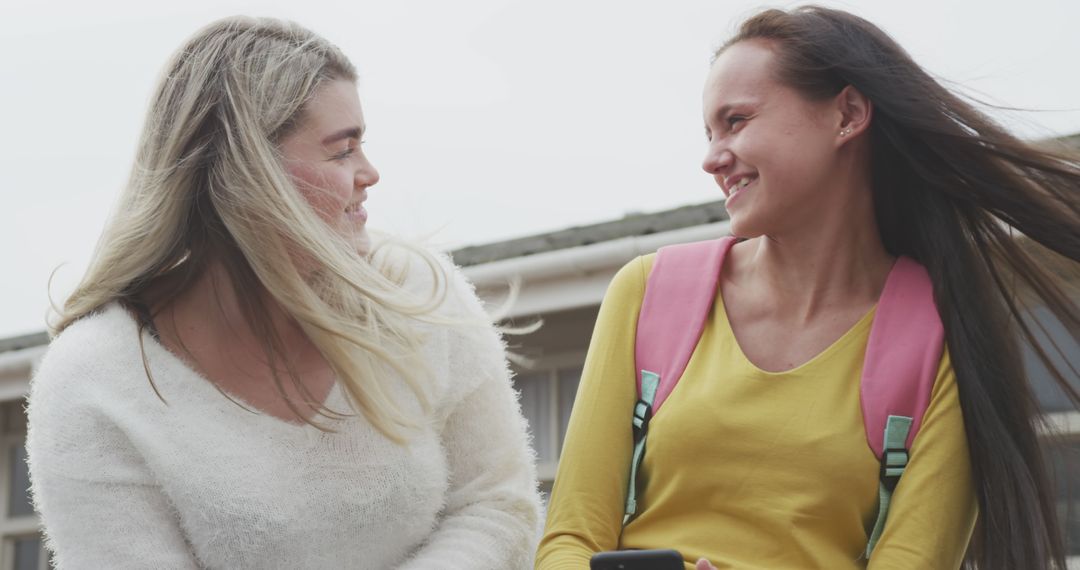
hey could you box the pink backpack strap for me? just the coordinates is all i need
[861,256,943,456]
[635,237,737,412]
[861,256,943,557]
[624,236,735,520]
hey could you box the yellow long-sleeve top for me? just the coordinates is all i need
[537,255,977,570]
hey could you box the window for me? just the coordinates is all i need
[512,354,585,487]
[1045,431,1080,561]
[1021,304,1080,561]
[6,537,41,570]
[1024,304,1080,414]
[6,446,32,519]
[0,400,48,570]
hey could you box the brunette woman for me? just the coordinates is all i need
[538,6,1080,569]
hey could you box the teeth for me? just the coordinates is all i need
[726,176,752,191]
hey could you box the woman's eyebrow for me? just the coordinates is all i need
[710,100,756,122]
[321,126,364,145]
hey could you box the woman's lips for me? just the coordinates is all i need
[345,203,367,223]
[725,176,756,206]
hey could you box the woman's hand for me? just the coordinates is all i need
[695,559,718,570]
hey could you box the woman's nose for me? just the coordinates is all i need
[702,146,733,175]
[357,161,379,188]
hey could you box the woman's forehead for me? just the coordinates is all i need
[303,80,364,131]
[706,40,778,98]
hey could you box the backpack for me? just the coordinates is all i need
[624,236,944,559]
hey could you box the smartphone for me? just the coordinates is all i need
[590,549,685,570]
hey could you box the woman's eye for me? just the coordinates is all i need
[331,147,356,161]
[330,139,366,161]
[727,115,747,128]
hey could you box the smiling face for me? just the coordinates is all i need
[277,79,379,255]
[702,40,845,238]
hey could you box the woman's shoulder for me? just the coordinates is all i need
[602,253,654,307]
[368,236,464,304]
[433,248,486,318]
[27,304,149,461]
[625,252,656,277]
[32,303,144,401]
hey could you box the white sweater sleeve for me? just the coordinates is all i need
[398,270,542,569]
[27,353,199,570]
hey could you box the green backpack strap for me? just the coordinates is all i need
[866,415,913,557]
[624,371,659,523]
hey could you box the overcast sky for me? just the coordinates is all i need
[3,0,1079,338]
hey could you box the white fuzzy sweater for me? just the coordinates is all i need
[27,262,541,569]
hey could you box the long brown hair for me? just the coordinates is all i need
[719,6,1080,569]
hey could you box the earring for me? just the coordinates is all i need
[840,127,853,137]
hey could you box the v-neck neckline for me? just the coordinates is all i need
[711,239,891,376]
[115,302,343,429]
[715,293,877,377]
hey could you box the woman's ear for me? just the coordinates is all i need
[835,85,872,143]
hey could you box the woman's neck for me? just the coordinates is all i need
[731,174,895,322]
[148,261,315,367]
[142,261,336,423]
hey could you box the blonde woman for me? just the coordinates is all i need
[26,17,541,569]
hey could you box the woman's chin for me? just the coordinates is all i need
[727,216,758,240]
[351,229,372,256]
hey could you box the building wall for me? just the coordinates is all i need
[0,347,47,570]
[508,305,597,490]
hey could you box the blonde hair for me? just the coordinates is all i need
[55,16,454,441]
